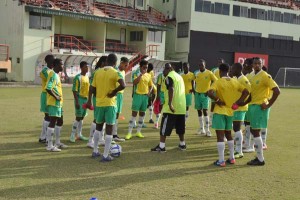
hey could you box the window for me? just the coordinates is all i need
[283,13,291,23]
[274,11,281,22]
[195,0,203,12]
[195,0,230,16]
[148,29,162,43]
[137,0,143,7]
[203,1,211,13]
[215,3,222,15]
[250,8,257,19]
[130,31,143,41]
[234,30,262,37]
[269,34,293,41]
[222,4,230,15]
[112,0,120,3]
[233,5,240,17]
[177,22,189,38]
[257,9,266,20]
[240,6,248,17]
[29,12,52,30]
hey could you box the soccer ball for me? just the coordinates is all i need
[110,144,122,157]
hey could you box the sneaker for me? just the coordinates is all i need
[86,142,94,148]
[69,135,76,143]
[149,119,154,123]
[91,152,101,158]
[263,144,268,150]
[213,160,226,167]
[79,135,89,141]
[178,144,187,151]
[154,123,159,129]
[151,144,166,152]
[46,146,61,152]
[234,152,244,159]
[39,138,46,143]
[226,158,236,164]
[206,130,212,137]
[125,133,133,140]
[243,147,255,153]
[135,132,145,138]
[247,157,265,166]
[100,155,114,162]
[113,135,125,142]
[56,143,68,149]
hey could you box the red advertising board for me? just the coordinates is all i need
[234,52,269,67]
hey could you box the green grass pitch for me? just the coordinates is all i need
[0,87,299,200]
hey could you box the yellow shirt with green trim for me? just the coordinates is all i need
[149,70,155,80]
[72,74,90,98]
[181,71,195,94]
[236,75,251,112]
[194,69,218,93]
[114,66,125,94]
[92,66,123,107]
[45,71,63,107]
[248,70,278,105]
[214,68,221,79]
[133,72,153,95]
[210,77,245,116]
[156,72,166,92]
[40,67,52,92]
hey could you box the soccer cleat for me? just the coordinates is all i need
[39,138,46,143]
[125,133,133,140]
[243,147,255,153]
[226,158,236,164]
[69,135,76,143]
[100,155,114,162]
[113,135,125,142]
[151,144,166,152]
[154,123,159,129]
[213,160,226,167]
[91,152,101,158]
[135,132,145,138]
[78,135,89,141]
[149,119,154,124]
[247,157,265,166]
[178,144,187,151]
[234,152,244,159]
[206,130,212,137]
[263,144,268,150]
[46,146,61,152]
[56,143,68,149]
[86,142,94,149]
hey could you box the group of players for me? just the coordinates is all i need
[38,53,280,166]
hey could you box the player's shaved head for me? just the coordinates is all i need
[231,63,243,77]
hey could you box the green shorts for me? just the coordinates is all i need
[244,110,250,122]
[212,113,233,131]
[95,106,117,125]
[249,104,270,129]
[75,96,88,118]
[117,93,123,114]
[159,92,165,105]
[195,92,210,110]
[233,111,246,122]
[186,93,192,107]
[93,96,96,118]
[40,92,48,113]
[48,106,63,118]
[132,94,148,112]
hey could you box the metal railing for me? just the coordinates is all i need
[236,0,299,10]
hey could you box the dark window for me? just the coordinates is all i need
[215,3,222,14]
[203,1,211,13]
[137,0,143,7]
[233,5,240,17]
[250,8,257,19]
[257,9,265,20]
[241,6,248,17]
[177,22,189,38]
[29,12,52,30]
[291,14,297,24]
[222,4,230,15]
[130,31,143,41]
[283,13,291,23]
[195,0,203,12]
[234,30,262,37]
[269,34,293,41]
[274,11,281,22]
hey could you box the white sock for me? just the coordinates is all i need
[113,120,118,136]
[149,106,153,120]
[198,116,204,129]
[250,134,254,149]
[254,136,264,162]
[227,140,235,159]
[103,135,113,157]
[204,116,209,131]
[40,120,50,139]
[159,142,165,149]
[180,141,185,146]
[99,129,104,142]
[55,126,62,145]
[235,130,243,153]
[128,116,136,134]
[217,142,225,162]
[155,114,161,124]
[77,120,83,137]
[71,121,79,138]
[261,128,267,145]
[244,125,251,148]
[93,130,100,153]
[210,112,214,123]
[46,127,54,148]
[137,116,145,133]
[88,122,96,143]
[185,111,189,120]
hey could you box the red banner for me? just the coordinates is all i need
[234,52,269,67]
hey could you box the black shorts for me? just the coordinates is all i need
[160,113,185,136]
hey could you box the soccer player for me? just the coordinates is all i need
[87,56,107,148]
[247,57,280,166]
[87,53,126,162]
[151,63,187,152]
[70,61,90,143]
[45,58,66,152]
[125,60,154,140]
[231,63,251,159]
[208,63,249,167]
[39,54,54,143]
[154,71,165,129]
[181,62,195,120]
[112,57,129,142]
[194,59,217,136]
[147,63,155,123]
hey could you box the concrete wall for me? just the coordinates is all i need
[0,0,24,81]
[146,30,166,60]
[86,21,106,53]
[55,16,87,37]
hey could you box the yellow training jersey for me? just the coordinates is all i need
[210,77,245,116]
[45,71,63,107]
[236,75,251,112]
[92,66,123,107]
[72,74,90,98]
[156,73,166,92]
[249,70,278,105]
[214,68,221,79]
[194,69,218,93]
[149,70,155,80]
[40,67,52,92]
[133,72,153,95]
[116,70,126,94]
[181,72,195,94]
